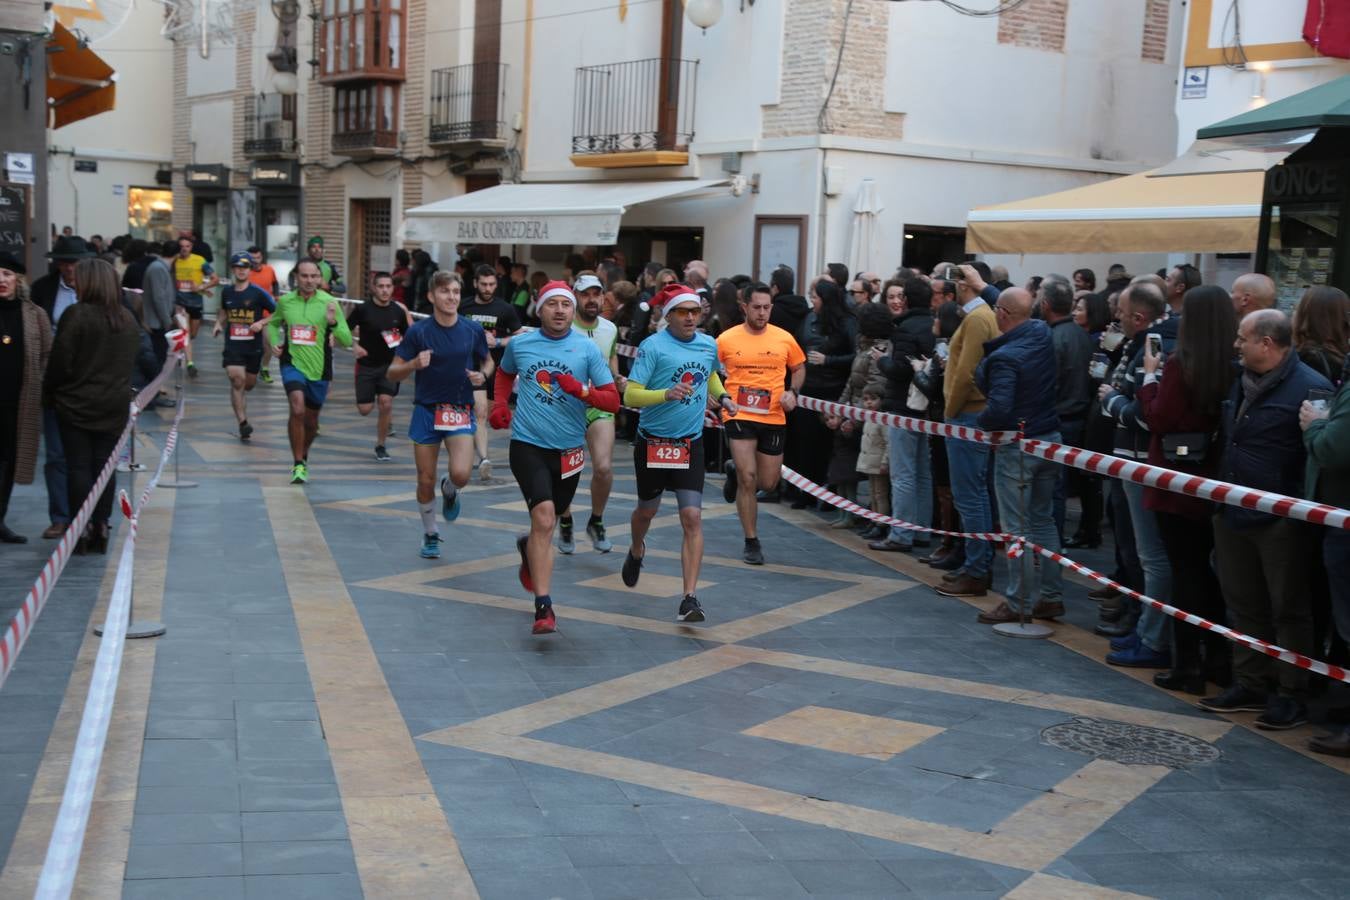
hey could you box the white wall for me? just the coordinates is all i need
[186,41,237,97]
[190,100,236,166]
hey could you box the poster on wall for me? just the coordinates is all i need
[267,223,299,287]
[230,190,257,256]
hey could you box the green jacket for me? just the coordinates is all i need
[1303,383,1350,508]
[267,289,352,382]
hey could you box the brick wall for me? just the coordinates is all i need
[401,0,428,220]
[1141,0,1169,63]
[997,0,1068,52]
[762,0,903,141]
[230,4,256,188]
[171,41,191,235]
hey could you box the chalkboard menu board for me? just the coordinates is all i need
[0,183,29,260]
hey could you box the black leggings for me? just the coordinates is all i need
[59,420,121,527]
[1156,510,1227,668]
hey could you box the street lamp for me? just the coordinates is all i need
[685,0,723,30]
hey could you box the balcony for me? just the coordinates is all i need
[243,94,298,158]
[331,82,401,159]
[571,58,697,168]
[428,62,508,150]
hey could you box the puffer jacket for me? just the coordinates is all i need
[839,335,888,407]
[877,309,935,414]
[974,318,1059,436]
[857,421,889,475]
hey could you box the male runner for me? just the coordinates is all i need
[266,258,353,484]
[463,263,523,482]
[212,252,276,441]
[621,289,737,623]
[557,273,624,554]
[247,246,281,382]
[489,281,619,634]
[348,272,414,460]
[718,281,806,565]
[171,235,218,377]
[388,271,491,559]
[289,236,344,293]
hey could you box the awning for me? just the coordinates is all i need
[47,22,116,129]
[965,168,1264,255]
[401,179,730,245]
[1198,74,1350,141]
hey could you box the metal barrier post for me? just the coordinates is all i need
[159,355,197,490]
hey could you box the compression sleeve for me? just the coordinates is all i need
[493,367,516,404]
[708,372,727,400]
[588,382,620,413]
[623,381,668,409]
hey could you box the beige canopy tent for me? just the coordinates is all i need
[965,169,1264,255]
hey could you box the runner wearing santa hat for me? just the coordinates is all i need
[620,285,738,624]
[490,281,620,634]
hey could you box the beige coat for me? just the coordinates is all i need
[15,297,53,484]
[857,421,889,475]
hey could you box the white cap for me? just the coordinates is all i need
[573,274,603,294]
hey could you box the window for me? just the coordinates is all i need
[332,82,401,151]
[319,0,404,81]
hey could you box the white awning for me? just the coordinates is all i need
[401,179,730,246]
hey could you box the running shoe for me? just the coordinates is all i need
[586,519,613,553]
[314,423,321,437]
[723,460,738,504]
[621,547,643,587]
[516,534,535,593]
[187,362,198,379]
[479,457,492,483]
[558,518,576,555]
[259,369,273,384]
[239,420,253,442]
[420,533,442,559]
[290,462,308,484]
[374,445,391,461]
[677,594,705,623]
[533,604,557,635]
[743,537,764,566]
[440,477,461,521]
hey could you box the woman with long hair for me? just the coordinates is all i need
[785,278,857,507]
[1130,285,1238,688]
[0,252,52,544]
[43,258,141,554]
[1073,292,1112,338]
[1293,285,1349,383]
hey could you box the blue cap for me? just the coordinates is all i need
[229,251,253,267]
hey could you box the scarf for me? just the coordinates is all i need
[1238,358,1286,420]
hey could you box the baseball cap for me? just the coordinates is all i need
[573,274,603,294]
[230,251,253,267]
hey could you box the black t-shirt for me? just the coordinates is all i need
[347,300,409,369]
[461,296,521,362]
[219,284,276,355]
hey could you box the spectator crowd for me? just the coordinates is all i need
[5,232,1350,756]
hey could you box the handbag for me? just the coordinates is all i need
[1161,431,1214,464]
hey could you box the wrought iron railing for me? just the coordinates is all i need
[429,62,507,144]
[331,130,399,153]
[243,94,299,157]
[572,58,697,156]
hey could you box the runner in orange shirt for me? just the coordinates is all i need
[247,246,280,382]
[717,282,806,565]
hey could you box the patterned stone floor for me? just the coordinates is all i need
[2,332,1349,899]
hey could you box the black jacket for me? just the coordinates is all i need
[976,319,1059,436]
[801,310,856,400]
[877,309,935,414]
[1049,318,1094,421]
[29,273,62,324]
[769,294,810,349]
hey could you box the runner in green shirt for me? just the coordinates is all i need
[266,258,353,484]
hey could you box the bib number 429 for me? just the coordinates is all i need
[646,438,691,469]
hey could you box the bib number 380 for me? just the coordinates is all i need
[646,438,691,470]
[560,447,585,479]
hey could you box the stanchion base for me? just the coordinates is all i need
[158,480,198,489]
[993,621,1054,640]
[94,621,166,639]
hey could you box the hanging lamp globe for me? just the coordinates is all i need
[685,0,723,30]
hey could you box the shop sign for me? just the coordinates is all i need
[1267,162,1341,202]
[249,160,300,187]
[74,159,98,173]
[185,164,228,189]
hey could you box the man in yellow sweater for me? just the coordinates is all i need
[936,264,1001,599]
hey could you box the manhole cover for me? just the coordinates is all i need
[1041,717,1221,769]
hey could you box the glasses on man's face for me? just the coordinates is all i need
[851,290,868,296]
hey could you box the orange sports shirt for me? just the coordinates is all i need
[716,323,806,426]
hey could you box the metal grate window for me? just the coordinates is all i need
[354,198,392,297]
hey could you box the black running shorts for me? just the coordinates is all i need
[509,440,582,512]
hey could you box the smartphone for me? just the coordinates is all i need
[945,266,962,281]
[1146,333,1162,357]
[935,339,950,361]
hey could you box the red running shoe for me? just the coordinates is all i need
[516,534,534,594]
[532,605,556,635]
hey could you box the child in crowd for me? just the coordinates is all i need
[856,381,891,540]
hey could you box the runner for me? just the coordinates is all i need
[266,258,353,484]
[489,281,619,634]
[621,288,737,623]
[171,235,218,378]
[348,272,414,460]
[463,263,523,483]
[211,252,276,442]
[247,245,281,383]
[288,236,344,293]
[557,273,624,555]
[717,281,806,565]
[387,271,491,559]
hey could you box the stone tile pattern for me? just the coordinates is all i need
[998,0,1069,53]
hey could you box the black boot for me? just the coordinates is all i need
[1154,627,1204,694]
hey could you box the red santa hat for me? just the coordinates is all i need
[537,280,576,305]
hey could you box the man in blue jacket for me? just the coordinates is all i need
[973,288,1063,625]
[1199,309,1332,730]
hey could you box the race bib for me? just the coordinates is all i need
[228,322,253,340]
[176,280,195,292]
[289,324,317,346]
[381,328,402,348]
[645,437,691,470]
[560,447,585,479]
[737,386,772,412]
[433,404,472,432]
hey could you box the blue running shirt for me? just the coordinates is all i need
[395,315,490,407]
[628,329,721,439]
[501,328,614,449]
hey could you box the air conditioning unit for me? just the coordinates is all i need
[264,119,296,141]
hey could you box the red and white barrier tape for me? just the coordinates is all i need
[35,388,184,898]
[0,354,181,691]
[793,395,1020,445]
[782,466,1349,683]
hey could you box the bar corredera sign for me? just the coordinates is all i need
[456,219,552,240]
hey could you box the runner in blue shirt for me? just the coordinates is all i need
[620,287,737,623]
[388,270,492,560]
[490,281,619,635]
[211,252,276,441]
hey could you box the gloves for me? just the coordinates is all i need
[489,403,512,430]
[554,373,586,399]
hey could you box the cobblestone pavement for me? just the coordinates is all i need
[2,333,1350,899]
